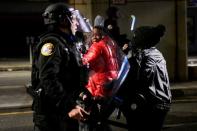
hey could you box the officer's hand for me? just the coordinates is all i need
[122,43,129,50]
[79,92,88,101]
[68,105,90,121]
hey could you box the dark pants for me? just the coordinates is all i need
[121,103,169,131]
[33,113,79,131]
[78,99,116,131]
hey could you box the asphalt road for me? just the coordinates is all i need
[1,100,197,131]
[0,71,197,131]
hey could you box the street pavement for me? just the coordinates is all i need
[0,58,197,128]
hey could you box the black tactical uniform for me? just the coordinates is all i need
[104,6,130,53]
[31,3,83,131]
[104,6,120,43]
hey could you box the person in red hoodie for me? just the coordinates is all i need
[82,26,120,98]
[78,26,121,131]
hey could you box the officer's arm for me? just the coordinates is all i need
[38,41,75,113]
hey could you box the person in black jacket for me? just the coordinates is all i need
[31,3,89,131]
[118,24,172,131]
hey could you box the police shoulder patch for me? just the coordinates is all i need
[41,43,54,56]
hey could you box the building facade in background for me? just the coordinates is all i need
[0,0,194,82]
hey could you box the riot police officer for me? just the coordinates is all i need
[104,6,130,54]
[31,3,88,131]
[104,6,120,42]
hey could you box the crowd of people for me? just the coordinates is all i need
[29,2,172,131]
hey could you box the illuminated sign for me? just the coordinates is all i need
[112,0,126,5]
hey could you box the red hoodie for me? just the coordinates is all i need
[82,36,119,97]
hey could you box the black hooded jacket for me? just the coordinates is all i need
[121,47,171,109]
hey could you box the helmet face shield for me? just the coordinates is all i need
[70,9,92,35]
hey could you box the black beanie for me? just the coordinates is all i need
[132,24,166,49]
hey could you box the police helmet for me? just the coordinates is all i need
[106,6,119,18]
[42,3,72,25]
